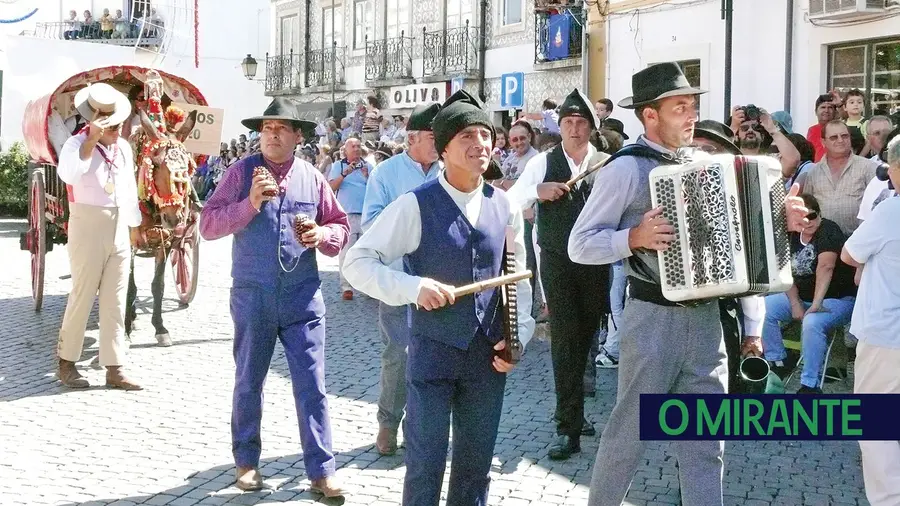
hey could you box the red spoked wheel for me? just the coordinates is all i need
[29,170,47,311]
[170,222,200,305]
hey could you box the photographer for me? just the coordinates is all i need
[328,135,373,300]
[730,104,800,180]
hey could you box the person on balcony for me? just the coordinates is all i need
[63,10,81,40]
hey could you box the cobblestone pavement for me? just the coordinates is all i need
[0,216,869,506]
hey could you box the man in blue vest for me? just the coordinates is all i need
[343,90,535,506]
[199,98,350,497]
[360,102,442,456]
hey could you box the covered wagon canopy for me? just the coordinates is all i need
[22,65,208,165]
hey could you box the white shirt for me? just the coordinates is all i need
[507,143,597,210]
[845,196,900,348]
[857,176,893,222]
[57,132,141,227]
[342,173,536,348]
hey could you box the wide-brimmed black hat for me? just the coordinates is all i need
[241,97,317,132]
[694,120,740,155]
[558,88,598,130]
[407,103,441,131]
[599,117,629,140]
[618,62,707,109]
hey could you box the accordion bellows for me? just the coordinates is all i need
[649,155,793,302]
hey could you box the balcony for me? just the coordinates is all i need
[365,33,415,86]
[265,51,302,95]
[305,45,347,91]
[29,20,163,48]
[534,7,583,68]
[422,22,482,82]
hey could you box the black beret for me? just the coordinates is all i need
[432,90,495,157]
[558,88,598,130]
[407,103,441,131]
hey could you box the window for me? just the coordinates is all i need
[501,0,522,26]
[445,0,473,29]
[829,38,900,117]
[354,0,374,49]
[322,5,344,49]
[280,15,299,55]
[385,0,411,39]
[676,59,701,115]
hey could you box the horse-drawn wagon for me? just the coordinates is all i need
[19,66,206,325]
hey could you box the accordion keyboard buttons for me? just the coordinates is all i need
[654,178,686,288]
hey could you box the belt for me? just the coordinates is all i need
[627,276,711,308]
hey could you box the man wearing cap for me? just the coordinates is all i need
[567,63,808,506]
[359,102,442,456]
[199,97,349,497]
[56,82,143,390]
[343,90,535,506]
[507,88,611,460]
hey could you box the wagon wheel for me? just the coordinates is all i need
[170,225,200,305]
[29,170,47,311]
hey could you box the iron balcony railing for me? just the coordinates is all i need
[306,44,347,88]
[422,21,482,78]
[31,20,163,47]
[265,50,302,94]
[534,7,583,64]
[365,33,414,83]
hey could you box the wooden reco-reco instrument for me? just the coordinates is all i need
[648,154,793,303]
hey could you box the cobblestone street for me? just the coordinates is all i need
[0,216,869,505]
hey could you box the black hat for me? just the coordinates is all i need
[241,97,317,132]
[558,88,598,130]
[618,62,707,109]
[600,117,629,140]
[694,120,740,155]
[432,90,494,156]
[407,103,441,131]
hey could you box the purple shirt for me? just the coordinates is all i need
[200,155,348,257]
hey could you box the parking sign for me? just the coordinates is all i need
[500,72,524,109]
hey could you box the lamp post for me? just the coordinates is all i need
[331,3,336,120]
[241,54,258,80]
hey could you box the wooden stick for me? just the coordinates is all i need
[566,159,605,188]
[452,271,533,298]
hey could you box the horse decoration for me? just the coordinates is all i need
[125,70,199,347]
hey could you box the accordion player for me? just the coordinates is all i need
[648,154,793,303]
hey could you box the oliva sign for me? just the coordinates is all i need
[388,83,448,109]
[176,103,225,156]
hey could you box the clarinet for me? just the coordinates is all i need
[499,231,523,365]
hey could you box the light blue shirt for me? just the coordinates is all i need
[361,151,441,230]
[845,196,900,348]
[328,158,372,214]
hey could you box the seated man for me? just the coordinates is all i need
[761,193,858,393]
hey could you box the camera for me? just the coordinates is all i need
[740,104,762,122]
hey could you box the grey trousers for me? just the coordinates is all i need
[588,297,728,506]
[377,302,409,431]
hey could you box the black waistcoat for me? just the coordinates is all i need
[536,145,591,257]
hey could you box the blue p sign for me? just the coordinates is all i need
[500,72,524,109]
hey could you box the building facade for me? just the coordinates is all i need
[604,0,900,140]
[267,0,589,126]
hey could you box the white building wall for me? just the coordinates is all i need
[606,0,899,141]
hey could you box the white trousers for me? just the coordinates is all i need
[854,339,900,506]
[338,213,363,292]
[57,203,130,366]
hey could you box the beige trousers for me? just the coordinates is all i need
[57,203,130,366]
[854,339,900,506]
[338,213,363,292]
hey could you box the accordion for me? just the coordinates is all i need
[648,154,793,302]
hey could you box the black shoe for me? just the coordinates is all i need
[581,419,596,437]
[797,385,822,394]
[548,435,580,460]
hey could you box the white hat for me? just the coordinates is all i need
[74,82,132,126]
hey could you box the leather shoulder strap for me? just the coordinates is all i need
[601,144,682,168]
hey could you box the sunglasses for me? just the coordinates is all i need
[805,211,819,221]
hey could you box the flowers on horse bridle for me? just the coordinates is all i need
[136,101,197,213]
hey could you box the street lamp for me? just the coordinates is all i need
[241,54,259,80]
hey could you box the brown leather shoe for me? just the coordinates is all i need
[375,427,398,456]
[342,290,354,300]
[235,466,263,491]
[105,366,143,391]
[58,359,89,388]
[310,476,346,498]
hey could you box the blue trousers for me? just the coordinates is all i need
[761,293,855,388]
[403,334,507,506]
[230,280,336,480]
[378,302,410,430]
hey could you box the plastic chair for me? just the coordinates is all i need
[780,323,846,389]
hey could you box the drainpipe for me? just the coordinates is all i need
[477,0,488,102]
[304,0,312,88]
[580,7,589,92]
[722,0,733,122]
[783,0,794,113]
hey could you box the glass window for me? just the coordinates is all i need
[354,0,374,49]
[323,5,344,49]
[385,0,411,39]
[677,59,701,115]
[446,0,473,29]
[280,15,299,54]
[829,38,900,117]
[502,0,522,25]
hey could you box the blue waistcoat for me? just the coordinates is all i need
[406,179,509,350]
[232,154,320,288]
